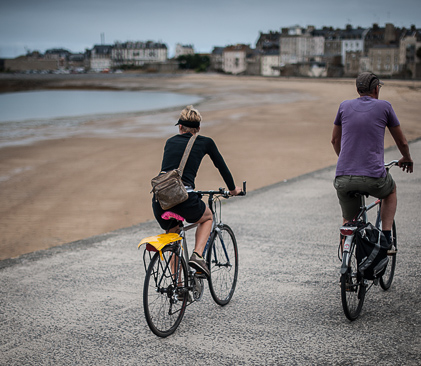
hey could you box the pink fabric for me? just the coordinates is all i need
[161,211,185,222]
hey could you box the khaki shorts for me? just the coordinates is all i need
[333,173,396,221]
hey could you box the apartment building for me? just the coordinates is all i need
[112,41,167,67]
[261,50,280,76]
[339,26,367,67]
[279,26,324,65]
[399,27,421,78]
[222,44,251,74]
[175,44,194,58]
[210,47,224,72]
[369,45,400,76]
[90,45,113,71]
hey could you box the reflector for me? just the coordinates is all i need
[340,227,357,236]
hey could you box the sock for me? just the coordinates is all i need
[382,230,392,244]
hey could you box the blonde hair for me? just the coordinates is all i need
[179,105,202,123]
[179,105,201,134]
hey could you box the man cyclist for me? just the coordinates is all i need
[331,72,413,249]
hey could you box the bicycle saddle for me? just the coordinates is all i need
[346,190,370,198]
[161,211,185,222]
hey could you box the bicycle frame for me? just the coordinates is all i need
[339,160,398,274]
[340,195,381,275]
[139,182,246,303]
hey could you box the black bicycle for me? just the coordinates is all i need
[139,182,246,337]
[339,161,399,321]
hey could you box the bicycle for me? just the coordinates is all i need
[138,182,246,337]
[339,161,400,321]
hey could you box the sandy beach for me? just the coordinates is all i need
[1,73,420,260]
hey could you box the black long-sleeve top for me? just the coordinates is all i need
[160,133,235,191]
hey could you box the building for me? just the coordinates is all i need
[368,45,400,77]
[344,50,363,76]
[399,26,421,78]
[261,50,280,76]
[90,45,113,71]
[279,26,324,65]
[112,41,167,68]
[175,44,194,58]
[210,47,224,72]
[340,25,367,67]
[256,31,280,52]
[222,44,251,75]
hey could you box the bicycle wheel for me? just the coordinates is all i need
[143,245,188,337]
[341,241,366,321]
[379,220,397,290]
[206,224,238,306]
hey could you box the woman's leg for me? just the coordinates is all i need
[194,207,213,256]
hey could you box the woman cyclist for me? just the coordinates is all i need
[152,105,242,277]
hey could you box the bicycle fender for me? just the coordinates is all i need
[138,233,182,260]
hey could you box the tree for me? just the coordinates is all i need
[177,54,210,72]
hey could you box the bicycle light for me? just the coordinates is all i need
[340,226,357,236]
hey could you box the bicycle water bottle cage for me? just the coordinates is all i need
[138,233,182,260]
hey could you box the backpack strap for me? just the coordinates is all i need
[178,134,198,174]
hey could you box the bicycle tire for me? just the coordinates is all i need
[206,224,238,306]
[379,220,397,290]
[143,245,188,337]
[341,240,366,321]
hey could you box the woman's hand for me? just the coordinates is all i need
[229,186,243,196]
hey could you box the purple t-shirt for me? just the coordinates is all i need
[334,96,400,178]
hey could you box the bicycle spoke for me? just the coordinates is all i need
[143,246,187,337]
[341,242,365,321]
[207,225,238,306]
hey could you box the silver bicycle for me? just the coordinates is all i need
[139,183,246,337]
[339,161,400,321]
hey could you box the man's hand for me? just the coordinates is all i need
[398,158,413,173]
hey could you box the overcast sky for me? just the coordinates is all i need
[1,0,419,58]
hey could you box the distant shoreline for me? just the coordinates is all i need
[0,73,185,93]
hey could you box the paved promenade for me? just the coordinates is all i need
[1,140,420,365]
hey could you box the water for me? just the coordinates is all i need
[0,90,203,147]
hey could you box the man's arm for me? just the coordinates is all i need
[331,124,342,157]
[388,125,413,173]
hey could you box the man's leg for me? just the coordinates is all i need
[380,186,397,231]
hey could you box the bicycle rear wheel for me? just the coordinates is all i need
[143,245,188,337]
[379,220,397,290]
[206,224,238,306]
[341,241,366,321]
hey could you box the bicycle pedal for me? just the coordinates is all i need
[387,246,397,255]
[194,272,207,279]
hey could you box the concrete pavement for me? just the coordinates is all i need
[1,140,420,365]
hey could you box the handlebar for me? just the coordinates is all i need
[384,160,399,168]
[195,181,247,198]
[385,159,413,172]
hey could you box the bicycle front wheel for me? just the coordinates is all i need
[379,220,397,290]
[206,224,238,306]
[143,245,188,337]
[341,241,366,321]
